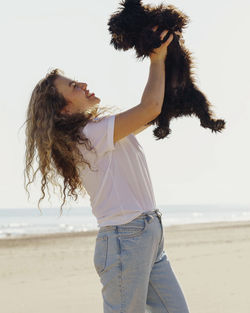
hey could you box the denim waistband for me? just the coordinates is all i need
[137,209,162,220]
[99,209,162,232]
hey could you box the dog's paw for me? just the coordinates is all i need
[153,126,171,140]
[211,119,226,133]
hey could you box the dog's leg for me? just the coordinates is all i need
[190,85,226,133]
[153,124,171,140]
[145,114,172,140]
[152,112,172,140]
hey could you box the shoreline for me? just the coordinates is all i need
[0,219,249,243]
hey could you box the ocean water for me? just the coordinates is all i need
[0,204,250,239]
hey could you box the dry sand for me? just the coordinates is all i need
[0,221,249,313]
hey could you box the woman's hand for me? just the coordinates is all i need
[149,26,179,62]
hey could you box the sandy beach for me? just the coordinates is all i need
[1,220,249,313]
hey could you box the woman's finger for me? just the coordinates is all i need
[160,29,169,40]
[152,25,159,32]
[164,33,174,46]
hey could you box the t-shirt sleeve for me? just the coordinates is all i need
[82,115,116,157]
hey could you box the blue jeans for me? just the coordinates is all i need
[94,209,190,313]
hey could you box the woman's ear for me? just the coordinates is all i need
[60,107,70,115]
[60,101,72,115]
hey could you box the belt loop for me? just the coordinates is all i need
[155,208,162,219]
[155,209,163,243]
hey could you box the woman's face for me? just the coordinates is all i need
[54,75,101,115]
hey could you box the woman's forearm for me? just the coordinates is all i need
[140,59,166,113]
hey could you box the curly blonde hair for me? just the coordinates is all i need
[24,68,116,215]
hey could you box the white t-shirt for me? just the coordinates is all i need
[77,114,157,227]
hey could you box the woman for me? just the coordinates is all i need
[24,26,189,313]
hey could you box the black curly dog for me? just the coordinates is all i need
[108,0,226,139]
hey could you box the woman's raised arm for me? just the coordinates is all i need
[113,28,174,144]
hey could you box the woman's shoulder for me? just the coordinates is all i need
[81,114,116,157]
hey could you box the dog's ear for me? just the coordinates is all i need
[120,0,142,6]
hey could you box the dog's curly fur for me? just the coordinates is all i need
[108,0,226,139]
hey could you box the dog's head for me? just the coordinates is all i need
[108,0,190,56]
[108,0,145,50]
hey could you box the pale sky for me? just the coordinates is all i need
[0,0,249,210]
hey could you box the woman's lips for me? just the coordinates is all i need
[85,89,94,98]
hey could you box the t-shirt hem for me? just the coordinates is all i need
[97,209,156,228]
